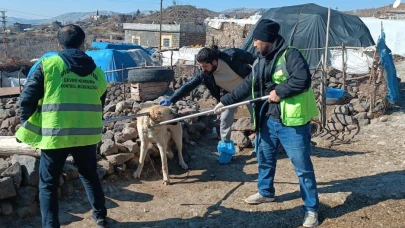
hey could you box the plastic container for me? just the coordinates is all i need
[217,141,236,164]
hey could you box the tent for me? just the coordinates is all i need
[241,3,376,69]
[91,41,154,54]
[86,49,139,82]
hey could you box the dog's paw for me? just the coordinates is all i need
[133,170,142,179]
[162,179,171,185]
[179,161,188,170]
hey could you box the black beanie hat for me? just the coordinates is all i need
[252,19,280,42]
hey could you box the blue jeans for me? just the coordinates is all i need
[256,117,319,212]
[39,145,107,228]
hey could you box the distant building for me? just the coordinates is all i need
[123,23,206,49]
[386,10,405,20]
[14,23,32,31]
[52,21,62,29]
[91,10,101,21]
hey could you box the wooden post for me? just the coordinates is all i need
[170,50,173,69]
[232,39,235,48]
[341,43,346,90]
[121,63,125,99]
[211,36,215,46]
[320,7,331,129]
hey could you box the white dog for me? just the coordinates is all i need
[133,105,188,185]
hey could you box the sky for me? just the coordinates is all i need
[0,0,400,19]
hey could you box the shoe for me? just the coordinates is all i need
[244,193,275,204]
[94,217,107,228]
[303,211,319,227]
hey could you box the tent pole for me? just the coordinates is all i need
[320,7,331,129]
[342,43,346,90]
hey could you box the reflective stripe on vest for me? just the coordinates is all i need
[15,55,108,149]
[37,103,102,113]
[22,121,103,136]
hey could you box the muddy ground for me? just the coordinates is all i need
[3,61,405,228]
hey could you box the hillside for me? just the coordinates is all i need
[345,4,405,17]
[133,5,219,24]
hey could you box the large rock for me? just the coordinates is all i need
[333,105,350,115]
[0,158,9,173]
[122,127,138,140]
[232,118,253,131]
[0,177,17,200]
[231,131,250,148]
[1,162,22,189]
[11,155,39,187]
[0,201,13,215]
[330,114,354,126]
[123,140,140,154]
[63,163,79,180]
[100,139,119,156]
[17,202,38,219]
[102,131,114,142]
[106,153,135,166]
[16,186,38,206]
[327,122,344,132]
[116,101,131,112]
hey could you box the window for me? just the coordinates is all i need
[161,35,173,48]
[131,36,140,45]
[163,38,170,47]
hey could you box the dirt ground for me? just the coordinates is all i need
[3,61,405,228]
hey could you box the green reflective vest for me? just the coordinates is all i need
[16,55,107,149]
[251,47,318,128]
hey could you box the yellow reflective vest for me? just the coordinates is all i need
[251,47,318,128]
[16,55,107,149]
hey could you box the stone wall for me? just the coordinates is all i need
[206,23,254,48]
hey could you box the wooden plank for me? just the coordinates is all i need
[0,136,40,158]
[0,87,21,97]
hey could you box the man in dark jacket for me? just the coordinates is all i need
[214,19,320,227]
[17,25,108,228]
[160,46,255,162]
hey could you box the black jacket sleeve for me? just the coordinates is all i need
[100,91,107,110]
[19,63,45,123]
[274,48,312,99]
[220,73,253,106]
[169,71,202,103]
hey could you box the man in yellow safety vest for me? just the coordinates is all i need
[16,24,108,227]
[214,19,320,227]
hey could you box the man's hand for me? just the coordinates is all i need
[213,102,225,114]
[268,90,280,103]
[159,99,172,106]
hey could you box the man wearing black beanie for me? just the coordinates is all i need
[215,19,320,227]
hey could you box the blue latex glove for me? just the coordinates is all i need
[159,99,172,106]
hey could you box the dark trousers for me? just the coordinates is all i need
[39,144,107,228]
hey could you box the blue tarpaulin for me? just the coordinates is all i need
[86,49,138,82]
[377,32,400,103]
[92,41,146,51]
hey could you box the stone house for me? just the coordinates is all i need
[123,23,206,49]
[204,16,260,48]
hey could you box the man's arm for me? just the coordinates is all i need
[19,63,45,123]
[169,70,203,103]
[274,49,312,99]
